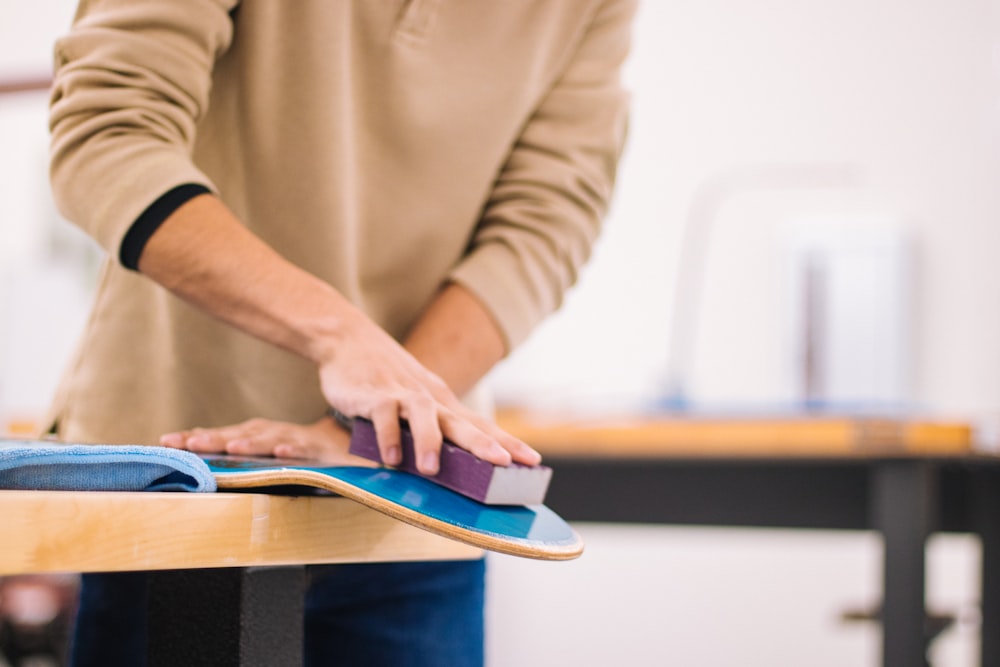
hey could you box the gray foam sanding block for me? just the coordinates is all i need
[348,417,553,506]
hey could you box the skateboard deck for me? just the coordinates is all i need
[201,454,583,561]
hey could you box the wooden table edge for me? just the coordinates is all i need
[0,490,482,575]
[497,410,977,459]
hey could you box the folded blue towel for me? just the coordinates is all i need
[0,441,217,492]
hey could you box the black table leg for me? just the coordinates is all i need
[871,461,936,667]
[972,470,1000,667]
[147,566,305,667]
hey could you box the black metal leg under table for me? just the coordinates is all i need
[147,566,305,667]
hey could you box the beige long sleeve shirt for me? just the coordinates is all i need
[48,0,635,444]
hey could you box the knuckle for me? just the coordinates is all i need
[408,393,435,411]
[372,397,399,415]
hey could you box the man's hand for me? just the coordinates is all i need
[160,415,375,466]
[311,307,537,475]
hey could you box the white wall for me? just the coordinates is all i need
[1,1,997,665]
[0,0,76,81]
[487,529,980,667]
[486,1,997,665]
[0,0,91,429]
[0,92,97,427]
[491,0,1000,424]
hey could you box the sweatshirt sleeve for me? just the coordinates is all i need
[447,0,637,351]
[48,0,238,259]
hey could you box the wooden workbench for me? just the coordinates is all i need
[0,490,480,666]
[498,408,994,667]
[497,408,974,458]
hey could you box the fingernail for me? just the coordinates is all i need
[493,444,513,465]
[420,452,439,475]
[385,445,402,465]
[160,434,181,448]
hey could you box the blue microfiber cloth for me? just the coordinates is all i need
[0,441,217,492]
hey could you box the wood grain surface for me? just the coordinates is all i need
[0,490,481,575]
[497,409,975,458]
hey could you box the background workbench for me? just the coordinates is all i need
[500,409,990,667]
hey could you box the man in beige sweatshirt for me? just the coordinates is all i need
[49,1,635,664]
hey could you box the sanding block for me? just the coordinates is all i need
[346,416,553,506]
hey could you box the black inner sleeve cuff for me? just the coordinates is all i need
[119,183,211,270]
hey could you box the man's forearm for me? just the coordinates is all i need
[138,194,507,390]
[402,283,507,399]
[137,193,354,366]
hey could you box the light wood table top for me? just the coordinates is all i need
[0,490,481,576]
[497,408,976,459]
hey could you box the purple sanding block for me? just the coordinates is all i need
[348,417,552,506]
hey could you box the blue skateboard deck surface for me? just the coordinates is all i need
[202,455,582,560]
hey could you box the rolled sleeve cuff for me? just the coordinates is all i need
[119,183,211,270]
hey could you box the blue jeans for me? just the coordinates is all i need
[69,560,485,667]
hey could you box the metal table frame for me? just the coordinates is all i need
[541,455,1000,667]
